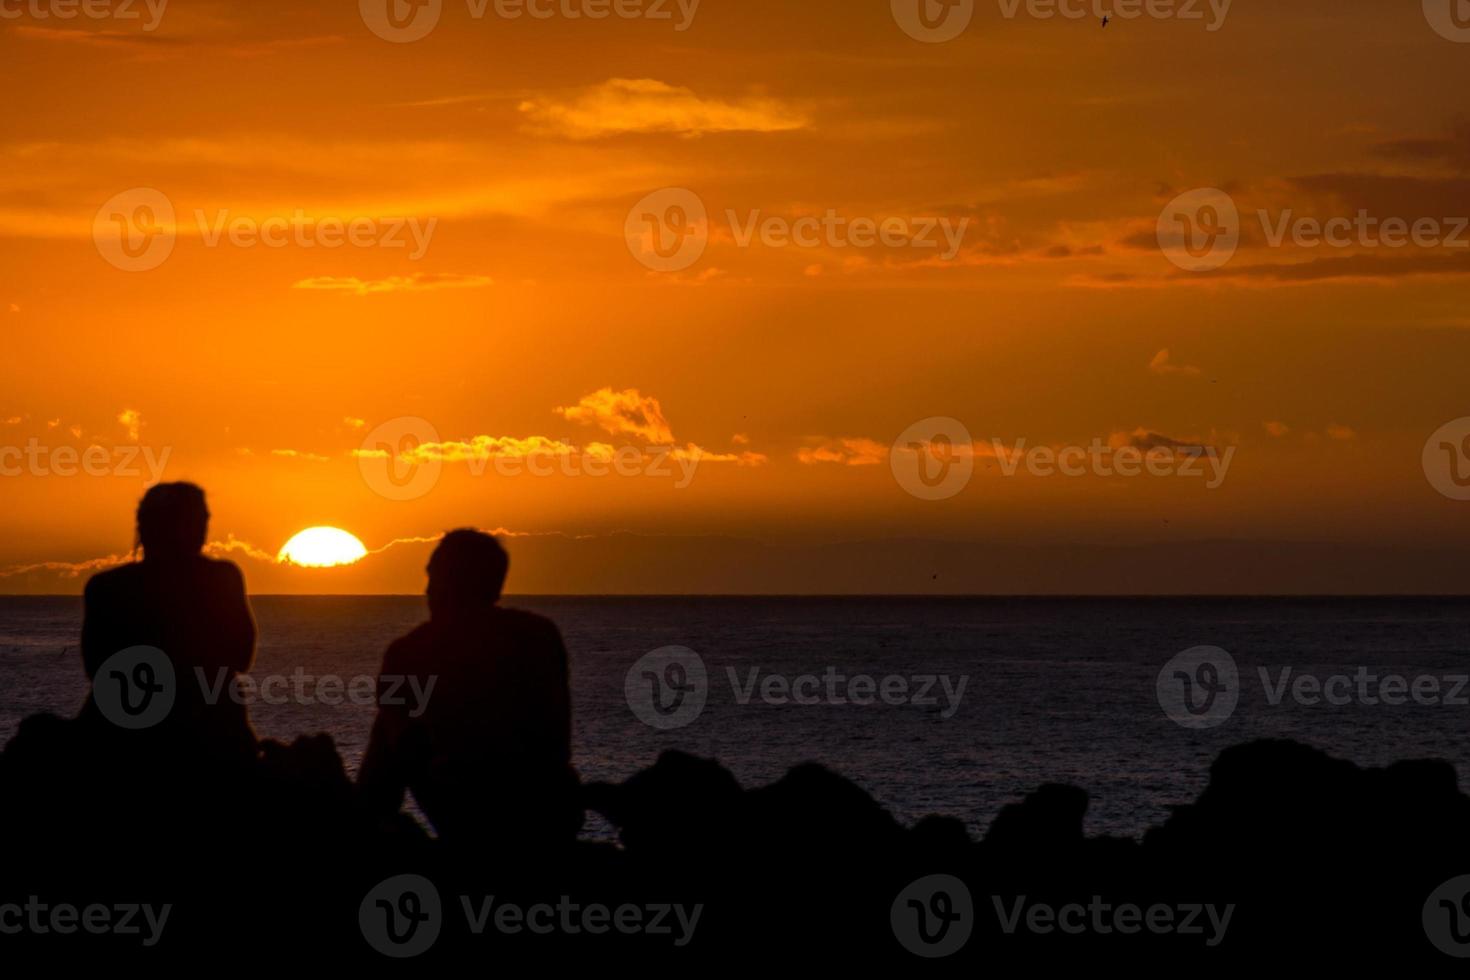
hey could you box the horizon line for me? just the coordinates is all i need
[7,592,1470,600]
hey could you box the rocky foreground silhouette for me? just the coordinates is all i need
[1,715,1466,968]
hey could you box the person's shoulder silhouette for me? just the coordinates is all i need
[80,482,257,763]
[359,529,579,848]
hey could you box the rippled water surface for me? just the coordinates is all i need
[4,595,1469,839]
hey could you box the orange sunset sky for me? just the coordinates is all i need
[2,0,1469,594]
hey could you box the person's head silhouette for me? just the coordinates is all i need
[427,529,509,619]
[135,482,209,561]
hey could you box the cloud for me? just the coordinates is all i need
[1209,251,1470,284]
[292,273,492,295]
[669,445,768,466]
[1043,243,1105,259]
[518,79,809,140]
[12,26,184,49]
[1373,120,1470,173]
[402,436,577,463]
[13,25,346,58]
[367,434,766,472]
[0,137,677,239]
[117,409,142,441]
[555,388,675,444]
[1148,349,1201,377]
[1108,429,1220,458]
[1326,424,1358,442]
[796,437,890,466]
[0,552,131,579]
[271,449,330,463]
[1264,421,1291,438]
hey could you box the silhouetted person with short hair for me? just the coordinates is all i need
[80,482,258,765]
[358,530,580,850]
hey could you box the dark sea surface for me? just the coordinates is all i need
[3,595,1469,840]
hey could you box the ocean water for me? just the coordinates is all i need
[3,595,1469,840]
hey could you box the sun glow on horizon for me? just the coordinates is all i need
[278,527,369,569]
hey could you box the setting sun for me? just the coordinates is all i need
[278,527,368,569]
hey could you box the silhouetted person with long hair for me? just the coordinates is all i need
[358,530,580,851]
[80,482,258,766]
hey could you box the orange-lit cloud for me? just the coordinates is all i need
[797,438,889,467]
[1149,349,1201,377]
[292,273,493,295]
[271,449,331,463]
[117,409,143,440]
[403,436,578,463]
[555,388,676,444]
[518,79,809,140]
